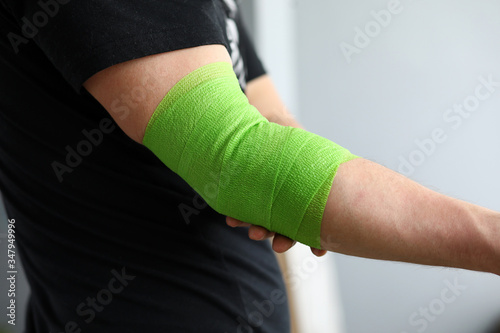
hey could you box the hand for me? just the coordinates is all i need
[226,216,327,257]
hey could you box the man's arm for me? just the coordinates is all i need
[323,158,500,274]
[84,45,229,142]
[238,75,327,256]
[84,45,500,276]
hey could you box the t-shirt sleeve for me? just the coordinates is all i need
[237,14,266,83]
[7,0,229,92]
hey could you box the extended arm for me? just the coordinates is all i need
[84,46,500,276]
[233,74,500,272]
[240,75,326,256]
[323,158,500,274]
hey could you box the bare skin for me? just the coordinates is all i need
[84,45,500,276]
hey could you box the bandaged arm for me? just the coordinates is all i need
[85,45,500,275]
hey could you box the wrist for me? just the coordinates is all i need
[469,205,500,275]
[483,210,500,275]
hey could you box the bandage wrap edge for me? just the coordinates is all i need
[143,62,358,248]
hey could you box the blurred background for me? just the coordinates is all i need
[2,0,500,332]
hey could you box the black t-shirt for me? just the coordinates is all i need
[0,1,290,332]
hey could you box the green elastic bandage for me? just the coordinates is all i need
[143,62,358,248]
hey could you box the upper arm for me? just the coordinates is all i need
[83,44,232,143]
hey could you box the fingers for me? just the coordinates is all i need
[226,216,251,228]
[272,236,327,257]
[248,225,275,240]
[311,247,327,257]
[272,234,296,253]
[226,216,328,257]
[226,217,274,240]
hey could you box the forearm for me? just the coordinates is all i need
[322,158,500,275]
